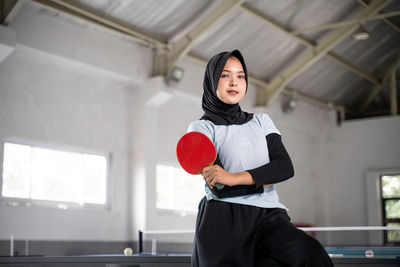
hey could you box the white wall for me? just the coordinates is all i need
[0,46,131,241]
[0,3,152,242]
[264,98,336,227]
[323,116,400,244]
[326,116,400,225]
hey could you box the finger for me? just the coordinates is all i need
[203,165,216,175]
[202,167,215,178]
[210,176,217,187]
[203,165,213,172]
[206,176,215,188]
[202,170,212,180]
[206,179,213,189]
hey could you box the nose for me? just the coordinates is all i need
[229,77,237,87]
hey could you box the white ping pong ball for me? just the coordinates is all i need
[124,247,133,256]
[365,249,374,258]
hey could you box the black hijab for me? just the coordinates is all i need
[200,50,253,125]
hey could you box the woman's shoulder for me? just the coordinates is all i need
[252,113,274,125]
[252,113,281,135]
[187,120,215,140]
[188,119,214,130]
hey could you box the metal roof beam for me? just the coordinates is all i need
[358,0,400,32]
[292,10,400,35]
[357,51,400,112]
[30,0,244,81]
[390,69,397,115]
[255,0,390,106]
[327,53,380,86]
[1,0,24,25]
[32,0,166,48]
[154,0,245,80]
[241,4,380,87]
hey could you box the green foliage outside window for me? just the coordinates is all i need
[381,175,400,243]
[382,175,400,198]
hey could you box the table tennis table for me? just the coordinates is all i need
[0,247,399,267]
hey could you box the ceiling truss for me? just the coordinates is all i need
[240,3,382,92]
[292,10,400,35]
[390,68,397,116]
[357,51,400,113]
[2,0,399,120]
[154,0,245,81]
[255,0,391,107]
[358,0,400,32]
[0,0,24,25]
[33,0,165,47]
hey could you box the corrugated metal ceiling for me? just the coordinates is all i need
[6,0,400,121]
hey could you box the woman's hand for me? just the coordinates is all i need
[202,165,256,189]
[202,165,235,189]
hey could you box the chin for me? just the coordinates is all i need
[225,99,240,105]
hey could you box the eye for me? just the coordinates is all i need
[221,74,229,78]
[238,75,245,79]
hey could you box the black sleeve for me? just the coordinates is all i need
[247,133,294,187]
[208,155,263,198]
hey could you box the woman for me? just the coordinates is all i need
[188,50,333,267]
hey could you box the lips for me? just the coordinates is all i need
[227,90,239,95]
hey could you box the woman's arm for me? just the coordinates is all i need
[247,133,294,187]
[202,133,294,189]
[202,166,253,189]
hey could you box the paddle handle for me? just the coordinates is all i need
[201,161,225,190]
[215,183,225,190]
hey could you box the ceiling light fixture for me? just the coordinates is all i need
[170,66,185,82]
[352,23,370,40]
[282,97,297,113]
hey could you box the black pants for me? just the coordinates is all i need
[192,197,333,267]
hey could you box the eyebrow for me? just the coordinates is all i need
[222,69,245,73]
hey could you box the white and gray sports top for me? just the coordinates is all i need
[188,114,293,210]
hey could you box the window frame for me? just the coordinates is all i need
[380,174,400,244]
[0,138,112,210]
[365,169,400,245]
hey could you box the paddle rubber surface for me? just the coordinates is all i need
[176,132,217,175]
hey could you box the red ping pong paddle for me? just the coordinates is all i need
[176,131,217,175]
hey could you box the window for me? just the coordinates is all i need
[380,175,400,244]
[1,142,108,208]
[156,164,204,214]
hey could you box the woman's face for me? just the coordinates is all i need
[216,56,246,105]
